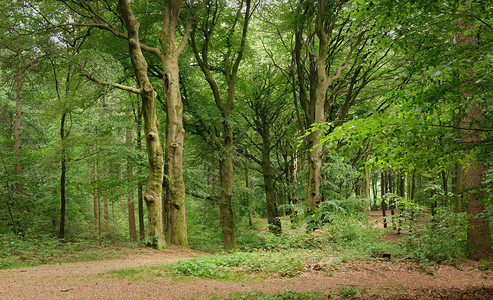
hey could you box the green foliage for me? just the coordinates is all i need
[338,286,359,299]
[186,196,224,252]
[401,207,467,264]
[226,290,329,300]
[0,232,142,269]
[167,251,310,280]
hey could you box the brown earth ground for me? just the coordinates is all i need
[1,212,492,299]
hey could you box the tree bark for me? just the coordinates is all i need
[118,0,166,249]
[219,143,237,250]
[14,51,23,182]
[136,105,145,241]
[381,171,387,228]
[306,0,363,209]
[262,131,281,234]
[456,16,491,260]
[126,113,137,242]
[103,163,109,221]
[463,103,491,260]
[454,162,463,212]
[58,112,67,240]
[189,0,252,250]
[160,0,188,246]
[245,162,254,227]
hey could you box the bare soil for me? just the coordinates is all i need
[1,213,492,299]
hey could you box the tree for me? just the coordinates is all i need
[189,0,256,250]
[51,0,199,248]
[238,66,292,234]
[456,16,491,260]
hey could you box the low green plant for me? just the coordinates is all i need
[225,290,330,300]
[0,232,144,269]
[166,250,321,280]
[338,286,359,298]
[402,207,467,264]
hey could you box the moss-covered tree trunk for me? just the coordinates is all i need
[118,0,165,249]
[161,53,187,247]
[306,0,363,210]
[159,0,190,247]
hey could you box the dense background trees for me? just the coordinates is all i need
[1,0,491,261]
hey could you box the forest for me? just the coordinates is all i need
[0,0,492,298]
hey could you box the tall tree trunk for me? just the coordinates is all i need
[93,161,101,242]
[118,0,166,249]
[456,16,491,260]
[441,170,448,195]
[136,106,145,240]
[219,133,237,250]
[245,162,254,227]
[126,115,137,241]
[365,166,372,210]
[262,132,281,234]
[462,103,491,260]
[14,51,23,186]
[454,162,463,212]
[306,1,363,209]
[381,171,387,228]
[189,0,252,250]
[93,162,99,222]
[159,0,192,248]
[103,163,109,221]
[58,112,67,240]
[162,55,187,247]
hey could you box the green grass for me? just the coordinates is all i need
[222,290,331,300]
[0,233,145,269]
[105,249,335,282]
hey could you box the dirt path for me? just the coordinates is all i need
[1,247,493,299]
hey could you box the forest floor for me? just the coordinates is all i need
[1,212,493,299]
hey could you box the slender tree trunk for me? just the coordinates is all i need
[365,166,372,210]
[58,112,67,240]
[126,115,137,241]
[441,170,448,195]
[14,53,23,184]
[219,136,237,250]
[1,155,18,235]
[245,162,254,227]
[262,132,281,234]
[103,163,109,221]
[454,162,463,212]
[136,106,145,240]
[93,162,99,222]
[381,171,387,228]
[397,173,405,234]
[410,172,416,201]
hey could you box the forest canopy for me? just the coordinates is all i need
[0,0,492,262]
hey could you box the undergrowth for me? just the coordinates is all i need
[223,290,330,300]
[0,233,143,269]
